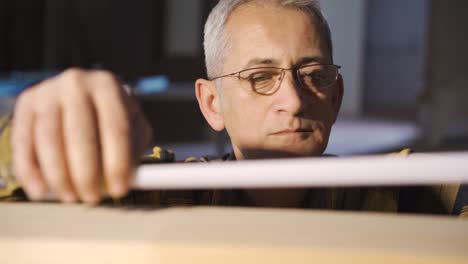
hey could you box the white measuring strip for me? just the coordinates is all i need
[132,151,468,190]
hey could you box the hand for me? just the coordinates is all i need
[11,68,152,204]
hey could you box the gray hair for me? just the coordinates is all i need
[203,0,333,79]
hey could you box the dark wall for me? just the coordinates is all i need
[0,0,219,82]
[0,0,45,71]
[362,0,429,117]
[41,0,166,81]
[419,0,468,146]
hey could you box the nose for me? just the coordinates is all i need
[273,70,304,115]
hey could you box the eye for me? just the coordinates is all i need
[239,68,282,94]
[303,70,322,80]
[300,69,332,89]
[248,71,276,83]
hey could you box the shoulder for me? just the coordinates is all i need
[140,146,175,163]
[140,146,235,164]
[0,113,22,200]
[183,152,236,163]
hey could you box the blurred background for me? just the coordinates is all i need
[0,0,467,159]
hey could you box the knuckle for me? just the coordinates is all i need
[61,68,86,92]
[63,68,84,80]
[93,70,118,87]
[15,89,34,109]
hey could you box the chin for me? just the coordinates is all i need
[244,142,327,159]
[281,144,326,157]
[236,132,330,159]
[270,135,329,157]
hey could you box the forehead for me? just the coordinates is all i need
[224,3,330,71]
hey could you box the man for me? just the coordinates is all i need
[0,0,438,212]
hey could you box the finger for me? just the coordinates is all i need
[11,88,47,200]
[34,99,77,203]
[61,81,102,204]
[90,72,132,198]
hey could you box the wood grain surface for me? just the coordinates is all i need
[1,203,467,263]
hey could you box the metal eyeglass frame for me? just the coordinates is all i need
[209,63,341,95]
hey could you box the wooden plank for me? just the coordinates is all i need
[1,203,467,263]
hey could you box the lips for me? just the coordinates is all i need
[271,128,314,135]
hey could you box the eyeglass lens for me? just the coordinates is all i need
[239,65,338,95]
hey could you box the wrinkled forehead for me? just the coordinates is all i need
[223,3,331,71]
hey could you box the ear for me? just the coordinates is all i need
[331,74,344,123]
[195,78,225,131]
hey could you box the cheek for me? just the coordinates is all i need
[304,92,336,121]
[222,89,269,141]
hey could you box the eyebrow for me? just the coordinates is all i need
[243,58,280,69]
[242,56,326,69]
[295,56,325,66]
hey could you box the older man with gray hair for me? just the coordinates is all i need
[0,0,398,210]
[198,0,341,160]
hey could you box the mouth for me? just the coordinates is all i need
[270,128,314,135]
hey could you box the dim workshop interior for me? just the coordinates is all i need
[1,0,468,263]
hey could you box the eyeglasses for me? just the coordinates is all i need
[210,64,341,95]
